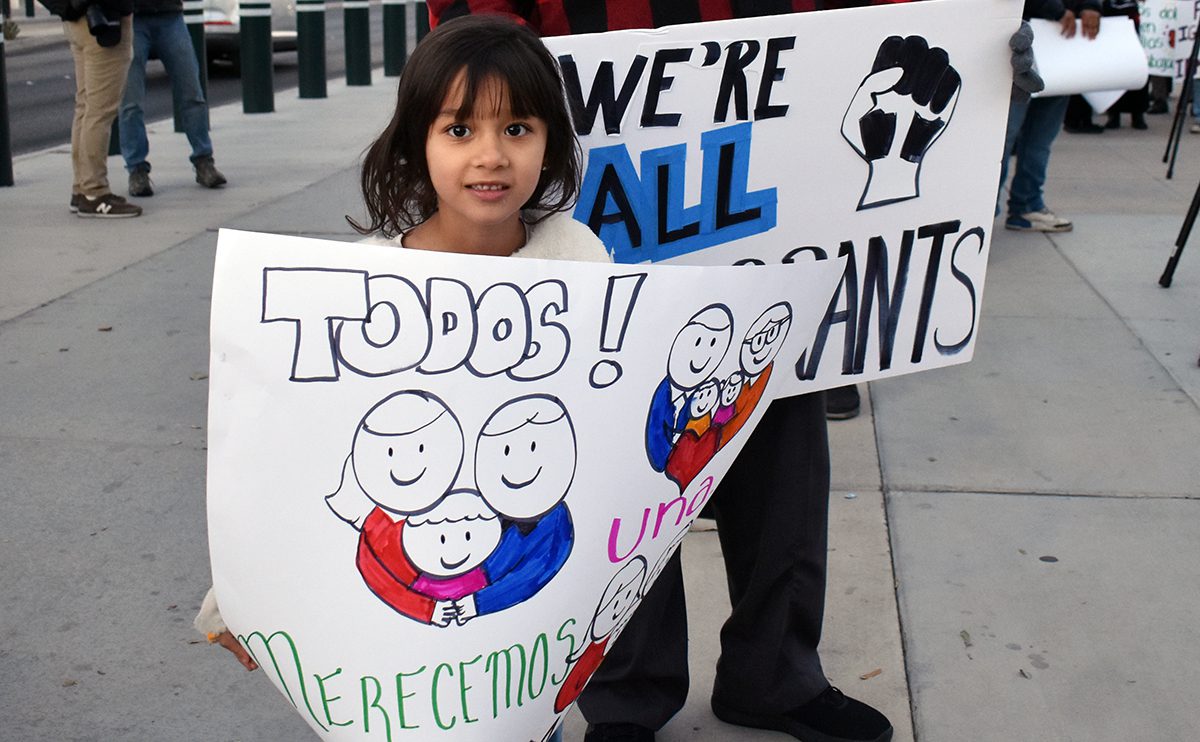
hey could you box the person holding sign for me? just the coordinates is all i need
[428,3,898,742]
[999,0,1101,233]
[195,11,611,684]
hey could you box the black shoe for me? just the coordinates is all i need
[1132,113,1148,130]
[825,385,861,420]
[128,164,154,197]
[1148,100,1169,114]
[1105,113,1121,129]
[583,723,655,742]
[1064,121,1104,134]
[194,156,227,188]
[712,686,892,742]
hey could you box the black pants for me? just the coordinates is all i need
[578,392,831,729]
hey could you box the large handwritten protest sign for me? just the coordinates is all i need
[547,0,1020,394]
[207,1,1022,739]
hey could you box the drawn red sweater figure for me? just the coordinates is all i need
[326,390,467,627]
[555,556,648,713]
[718,302,793,449]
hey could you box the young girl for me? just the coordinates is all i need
[196,14,610,739]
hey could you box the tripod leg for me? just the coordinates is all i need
[1160,167,1200,287]
[1165,34,1200,173]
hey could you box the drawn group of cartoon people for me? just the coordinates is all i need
[325,390,578,627]
[645,302,793,490]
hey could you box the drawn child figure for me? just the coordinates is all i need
[199,13,608,668]
[404,490,503,607]
[684,379,720,437]
[645,305,734,472]
[554,556,649,714]
[666,377,722,491]
[464,394,578,623]
[325,390,466,626]
[719,302,793,449]
[712,371,743,428]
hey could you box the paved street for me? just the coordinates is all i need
[1,40,1198,741]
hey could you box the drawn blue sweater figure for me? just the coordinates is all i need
[457,394,579,622]
[645,305,734,472]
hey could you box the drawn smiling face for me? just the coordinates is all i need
[590,557,647,642]
[352,391,464,514]
[690,381,719,418]
[402,490,501,578]
[475,395,576,520]
[667,305,733,391]
[740,302,792,377]
[720,372,743,407]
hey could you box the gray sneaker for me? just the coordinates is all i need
[77,193,143,219]
[129,165,154,197]
[194,156,227,189]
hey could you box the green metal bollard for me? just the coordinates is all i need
[296,0,325,98]
[415,0,428,41]
[343,0,370,86]
[239,0,274,113]
[382,0,406,77]
[1,33,13,186]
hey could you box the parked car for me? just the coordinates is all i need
[203,0,297,68]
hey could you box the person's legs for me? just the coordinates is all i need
[64,15,133,198]
[709,393,829,713]
[708,392,891,741]
[576,550,689,731]
[65,20,89,198]
[1007,95,1069,217]
[119,15,153,173]
[997,97,1029,217]
[156,13,214,162]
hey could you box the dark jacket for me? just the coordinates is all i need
[133,0,184,15]
[1023,0,1100,21]
[38,0,133,20]
[430,0,910,36]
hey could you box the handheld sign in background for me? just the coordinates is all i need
[1029,16,1150,106]
[208,229,845,741]
[545,0,1023,396]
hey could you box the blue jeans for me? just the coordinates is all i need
[548,727,562,742]
[119,12,213,171]
[997,95,1068,217]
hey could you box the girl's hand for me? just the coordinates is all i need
[212,631,259,671]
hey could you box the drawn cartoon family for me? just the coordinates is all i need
[324,390,577,627]
[645,302,792,490]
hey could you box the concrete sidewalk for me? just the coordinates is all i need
[1,67,1198,742]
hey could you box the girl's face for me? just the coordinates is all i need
[424,72,548,238]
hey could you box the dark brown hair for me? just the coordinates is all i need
[351,15,581,237]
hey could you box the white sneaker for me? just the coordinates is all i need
[1006,208,1073,233]
[1190,122,1200,134]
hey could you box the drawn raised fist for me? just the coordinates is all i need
[842,35,961,210]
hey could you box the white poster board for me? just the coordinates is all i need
[1029,17,1150,101]
[207,1,1022,739]
[209,230,844,741]
[546,0,1022,395]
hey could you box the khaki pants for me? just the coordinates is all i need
[64,15,133,198]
